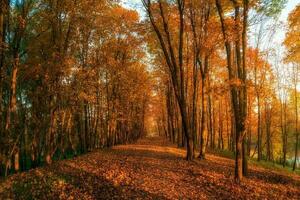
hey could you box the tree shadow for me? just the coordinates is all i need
[247,168,300,186]
[198,154,300,186]
[6,162,167,200]
[47,163,167,200]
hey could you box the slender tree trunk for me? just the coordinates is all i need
[208,92,214,149]
[283,102,287,167]
[293,134,299,170]
[242,135,248,176]
[226,102,230,150]
[247,98,252,156]
[235,125,243,180]
[257,95,262,161]
[293,70,299,170]
[199,77,207,159]
[6,54,19,172]
[46,108,55,165]
[265,102,272,161]
[218,99,224,150]
[180,102,194,160]
[0,0,7,134]
[231,110,235,151]
[5,55,19,131]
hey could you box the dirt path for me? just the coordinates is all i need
[0,137,299,200]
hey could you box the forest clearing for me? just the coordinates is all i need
[0,0,300,199]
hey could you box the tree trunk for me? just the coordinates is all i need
[208,93,214,149]
[218,99,224,149]
[257,95,262,161]
[293,70,299,170]
[293,133,299,170]
[265,102,272,161]
[180,102,194,160]
[199,78,207,159]
[235,126,243,181]
[242,136,248,176]
[5,56,19,131]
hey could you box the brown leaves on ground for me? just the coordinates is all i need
[0,137,299,200]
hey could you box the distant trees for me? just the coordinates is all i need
[284,4,300,171]
[0,0,151,176]
[142,0,196,160]
[143,0,298,182]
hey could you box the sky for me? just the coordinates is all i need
[280,0,300,23]
[122,0,300,19]
[272,0,300,45]
[122,0,300,44]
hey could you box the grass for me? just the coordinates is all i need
[209,148,300,176]
[248,159,300,176]
[11,170,73,200]
[208,148,235,159]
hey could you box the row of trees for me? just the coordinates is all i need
[143,0,299,181]
[0,0,151,176]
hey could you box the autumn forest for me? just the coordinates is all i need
[0,0,299,199]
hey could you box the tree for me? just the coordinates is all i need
[284,4,300,171]
[215,0,249,181]
[0,0,151,176]
[142,0,195,160]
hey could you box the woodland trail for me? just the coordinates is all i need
[0,137,299,200]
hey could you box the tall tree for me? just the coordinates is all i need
[142,0,195,160]
[284,4,300,171]
[216,0,249,181]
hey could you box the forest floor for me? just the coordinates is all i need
[0,137,299,200]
